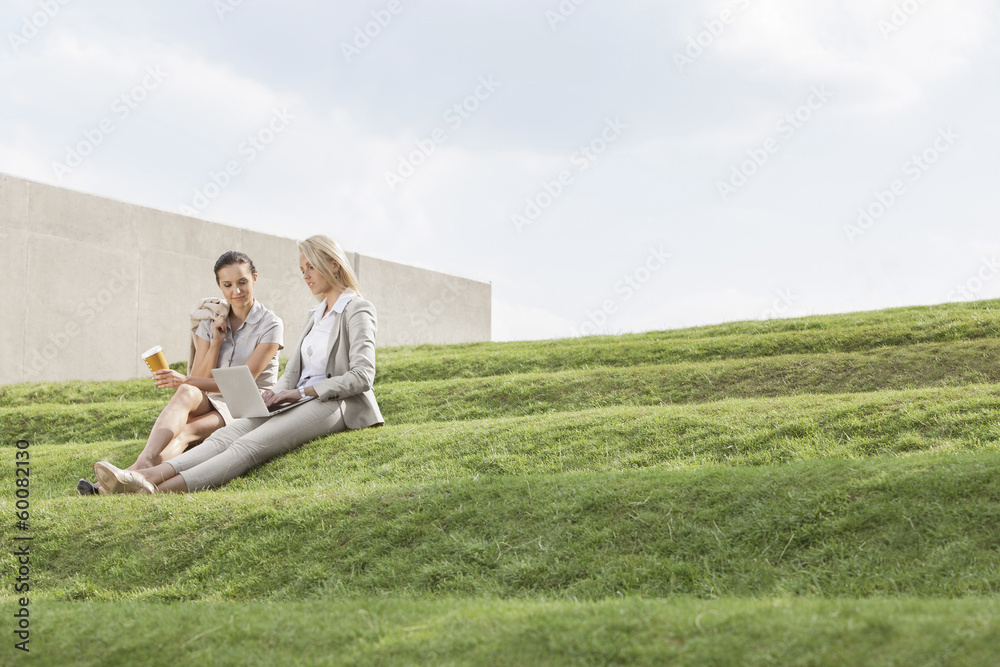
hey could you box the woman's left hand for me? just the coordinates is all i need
[264,389,300,407]
[153,369,188,389]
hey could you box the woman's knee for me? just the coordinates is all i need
[171,384,203,408]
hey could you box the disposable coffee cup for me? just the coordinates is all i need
[142,345,169,374]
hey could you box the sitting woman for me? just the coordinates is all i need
[94,235,383,494]
[79,250,283,495]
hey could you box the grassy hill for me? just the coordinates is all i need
[4,301,1000,665]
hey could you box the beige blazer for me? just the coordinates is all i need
[274,297,384,430]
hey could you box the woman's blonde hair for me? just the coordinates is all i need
[298,235,364,299]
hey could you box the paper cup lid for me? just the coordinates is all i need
[141,345,163,358]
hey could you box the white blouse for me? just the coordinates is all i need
[297,289,356,390]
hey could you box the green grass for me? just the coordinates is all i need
[11,452,1000,601]
[13,385,1000,496]
[6,598,1000,666]
[375,300,1000,382]
[5,299,1000,664]
[7,339,1000,444]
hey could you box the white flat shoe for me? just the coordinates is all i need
[93,462,158,495]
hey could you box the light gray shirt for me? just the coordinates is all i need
[195,298,283,389]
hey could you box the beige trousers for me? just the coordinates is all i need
[167,398,346,491]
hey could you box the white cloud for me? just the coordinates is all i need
[492,296,575,342]
[3,0,1000,345]
[627,0,999,117]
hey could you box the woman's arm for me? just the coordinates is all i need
[243,342,281,382]
[264,302,376,407]
[181,336,222,391]
[157,340,281,393]
[190,318,225,378]
[270,315,309,395]
[154,335,217,390]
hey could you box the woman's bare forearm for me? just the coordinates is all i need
[183,375,220,393]
[190,339,223,378]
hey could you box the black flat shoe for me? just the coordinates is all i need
[77,479,98,495]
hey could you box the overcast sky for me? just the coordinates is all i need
[3,0,999,341]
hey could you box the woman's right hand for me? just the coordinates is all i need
[211,314,227,342]
[154,369,188,389]
[263,389,299,407]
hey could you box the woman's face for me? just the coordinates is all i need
[216,262,256,306]
[300,252,340,296]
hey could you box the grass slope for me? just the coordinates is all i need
[376,301,1000,381]
[4,299,1000,664]
[7,339,1000,444]
[8,386,1000,506]
[13,452,1000,601]
[6,598,999,666]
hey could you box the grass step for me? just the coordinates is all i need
[7,300,1000,663]
[0,378,165,407]
[377,301,1000,382]
[0,357,290,407]
[378,339,1000,424]
[16,451,1000,601]
[14,384,1000,496]
[1,401,164,446]
[612,299,1000,340]
[4,301,999,405]
[11,597,1000,666]
[8,339,1000,446]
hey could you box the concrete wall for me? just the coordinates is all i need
[0,173,490,385]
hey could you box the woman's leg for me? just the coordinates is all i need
[153,410,227,464]
[133,461,188,494]
[131,385,214,470]
[130,416,268,493]
[172,399,346,492]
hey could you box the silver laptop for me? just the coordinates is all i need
[211,366,315,419]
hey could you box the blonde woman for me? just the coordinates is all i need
[79,251,283,494]
[94,236,383,494]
